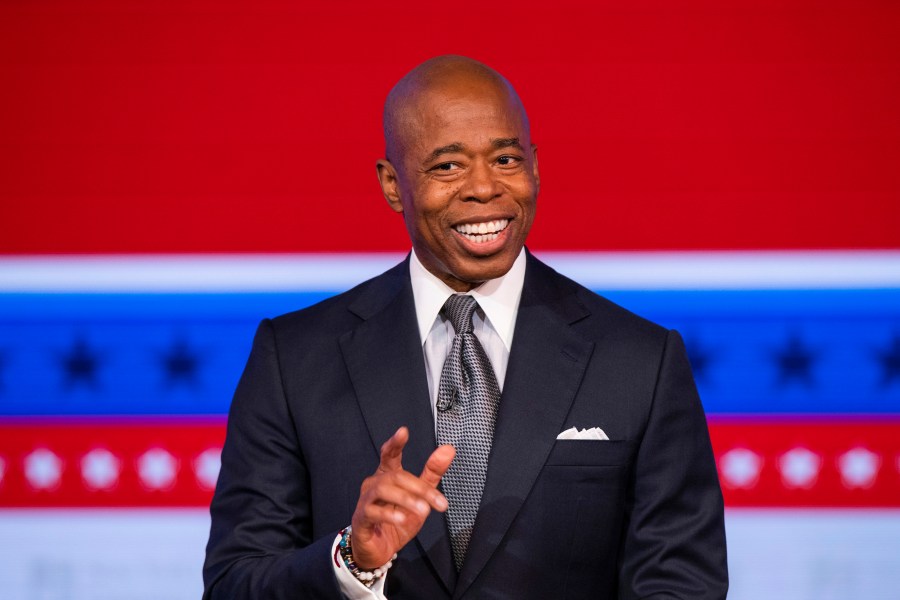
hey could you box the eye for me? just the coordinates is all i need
[497,155,522,167]
[429,162,461,174]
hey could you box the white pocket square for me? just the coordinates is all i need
[556,426,609,441]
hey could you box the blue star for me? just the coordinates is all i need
[683,335,716,383]
[774,334,817,388]
[59,337,101,390]
[875,334,900,387]
[160,338,201,388]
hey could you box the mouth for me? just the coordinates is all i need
[452,219,510,244]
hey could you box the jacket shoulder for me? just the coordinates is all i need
[526,253,669,342]
[267,259,408,338]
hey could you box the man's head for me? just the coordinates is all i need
[377,55,540,292]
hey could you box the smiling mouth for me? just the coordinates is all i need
[453,219,510,243]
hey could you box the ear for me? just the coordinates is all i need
[531,144,540,195]
[376,159,404,214]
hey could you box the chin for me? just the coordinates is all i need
[454,255,517,284]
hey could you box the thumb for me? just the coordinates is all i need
[420,444,455,487]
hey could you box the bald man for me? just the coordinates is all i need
[203,56,728,600]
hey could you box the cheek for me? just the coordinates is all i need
[413,186,458,223]
[504,176,537,201]
[404,202,446,243]
[513,193,538,223]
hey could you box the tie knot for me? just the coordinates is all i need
[442,294,478,335]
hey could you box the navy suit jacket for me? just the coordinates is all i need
[203,252,728,599]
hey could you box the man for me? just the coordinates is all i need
[204,55,728,599]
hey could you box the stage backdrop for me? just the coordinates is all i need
[1,2,899,599]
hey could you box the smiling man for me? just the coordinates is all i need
[203,56,728,600]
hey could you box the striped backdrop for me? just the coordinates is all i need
[2,2,899,598]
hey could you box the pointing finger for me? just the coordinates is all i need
[378,426,409,473]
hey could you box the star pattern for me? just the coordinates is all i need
[2,432,897,505]
[778,447,821,489]
[838,447,880,489]
[0,287,897,509]
[875,334,900,387]
[719,448,763,489]
[81,448,121,491]
[137,448,179,490]
[774,334,817,388]
[0,434,229,503]
[3,311,896,416]
[193,448,222,491]
[159,338,201,388]
[24,448,64,490]
[59,337,101,390]
[684,335,716,382]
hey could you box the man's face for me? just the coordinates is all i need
[379,80,539,291]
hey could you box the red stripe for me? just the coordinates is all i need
[2,420,899,507]
[710,418,900,507]
[0,421,225,508]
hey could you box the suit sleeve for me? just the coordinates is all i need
[202,319,345,599]
[618,330,729,600]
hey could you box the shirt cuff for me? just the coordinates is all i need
[331,532,388,600]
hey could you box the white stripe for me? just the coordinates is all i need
[725,508,900,600]
[0,508,898,600]
[0,251,898,292]
[0,253,405,293]
[540,250,900,290]
[0,508,209,600]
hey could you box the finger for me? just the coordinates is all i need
[367,484,431,519]
[378,426,409,473]
[378,469,437,498]
[368,471,447,518]
[419,445,455,511]
[420,444,455,487]
[361,502,411,526]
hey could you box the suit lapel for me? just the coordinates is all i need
[339,260,457,593]
[454,254,595,598]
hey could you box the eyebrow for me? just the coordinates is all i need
[424,137,525,164]
[425,143,465,163]
[491,137,524,151]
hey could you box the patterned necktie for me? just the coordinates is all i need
[436,294,501,571]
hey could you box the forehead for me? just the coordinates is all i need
[400,82,528,155]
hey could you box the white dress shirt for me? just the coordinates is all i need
[332,248,527,599]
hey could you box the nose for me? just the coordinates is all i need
[460,160,502,202]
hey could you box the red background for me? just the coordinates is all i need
[1,0,899,254]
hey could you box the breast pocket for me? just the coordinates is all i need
[513,439,635,572]
[544,440,635,467]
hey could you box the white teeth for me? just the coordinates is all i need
[454,219,509,242]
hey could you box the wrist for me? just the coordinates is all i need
[336,526,396,588]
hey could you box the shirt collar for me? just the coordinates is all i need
[409,248,526,351]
